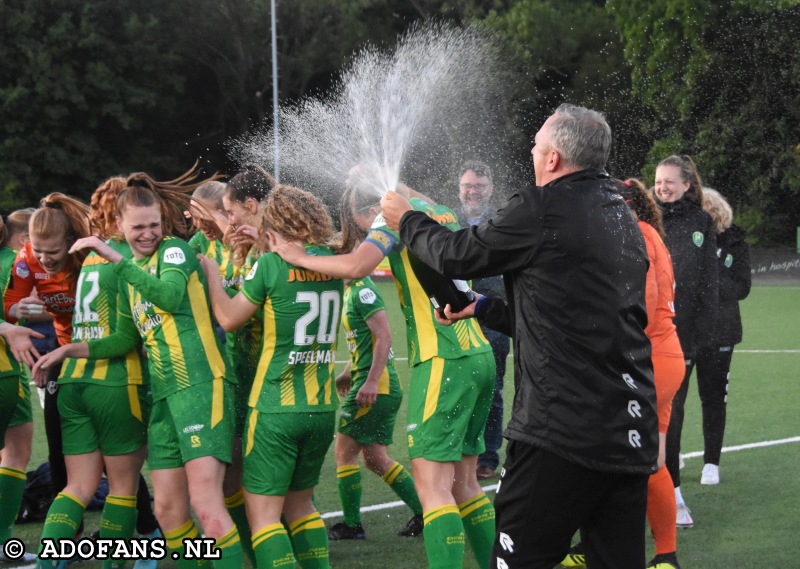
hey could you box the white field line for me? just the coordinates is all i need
[12,435,800,568]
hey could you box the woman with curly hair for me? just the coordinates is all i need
[201,184,342,569]
[34,170,242,568]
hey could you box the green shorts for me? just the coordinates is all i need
[148,378,235,470]
[10,371,33,428]
[59,383,149,456]
[243,409,335,496]
[406,352,495,462]
[338,393,401,446]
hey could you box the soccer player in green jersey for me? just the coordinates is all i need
[35,175,242,569]
[327,276,424,541]
[188,180,257,565]
[272,173,497,569]
[30,176,165,569]
[200,185,342,569]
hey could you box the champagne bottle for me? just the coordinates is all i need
[407,251,474,317]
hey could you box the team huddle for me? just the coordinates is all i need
[0,156,497,569]
[0,104,750,569]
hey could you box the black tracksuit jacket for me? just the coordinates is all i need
[399,169,658,475]
[659,198,719,358]
[714,225,751,346]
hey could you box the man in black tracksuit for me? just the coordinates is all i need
[381,104,658,569]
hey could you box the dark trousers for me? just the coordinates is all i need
[695,346,734,465]
[478,327,510,470]
[43,363,67,498]
[491,441,649,569]
[665,359,694,488]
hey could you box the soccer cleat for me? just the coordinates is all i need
[0,550,36,563]
[676,503,694,528]
[559,543,586,568]
[133,528,163,569]
[327,522,365,540]
[700,463,719,485]
[397,514,424,537]
[646,551,682,568]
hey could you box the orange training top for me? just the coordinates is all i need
[640,221,683,357]
[3,241,79,347]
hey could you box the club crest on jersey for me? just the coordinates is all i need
[15,261,30,279]
[724,253,733,268]
[692,231,704,247]
[359,288,377,305]
[163,247,186,265]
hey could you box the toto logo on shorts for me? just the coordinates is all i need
[182,424,204,434]
[163,247,186,265]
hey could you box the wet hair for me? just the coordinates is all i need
[616,178,665,238]
[262,185,334,247]
[548,103,611,170]
[459,160,493,183]
[701,187,733,234]
[116,165,221,236]
[657,154,704,207]
[336,174,382,254]
[1,208,35,248]
[225,164,278,205]
[90,176,127,240]
[192,181,228,212]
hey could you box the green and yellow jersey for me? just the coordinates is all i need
[241,246,343,414]
[342,277,401,398]
[59,239,147,387]
[0,246,22,378]
[364,198,491,365]
[89,236,228,401]
[189,232,240,290]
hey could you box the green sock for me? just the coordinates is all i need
[38,492,86,555]
[289,512,330,569]
[225,490,255,566]
[382,461,422,515]
[0,467,26,543]
[163,519,208,568]
[422,505,465,569]
[252,523,295,568]
[336,465,362,527]
[212,525,242,569]
[100,495,137,569]
[459,492,496,569]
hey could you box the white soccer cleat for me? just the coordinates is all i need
[676,503,694,528]
[701,463,720,485]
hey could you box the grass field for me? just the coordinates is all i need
[8,283,800,568]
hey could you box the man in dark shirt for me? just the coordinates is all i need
[380,104,658,569]
[455,160,510,480]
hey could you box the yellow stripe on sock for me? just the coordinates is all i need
[58,492,86,508]
[224,489,245,508]
[336,465,360,478]
[458,493,490,518]
[382,462,402,485]
[289,512,325,536]
[216,526,240,549]
[164,519,199,549]
[0,467,26,480]
[423,504,460,526]
[252,523,287,550]
[105,495,137,507]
